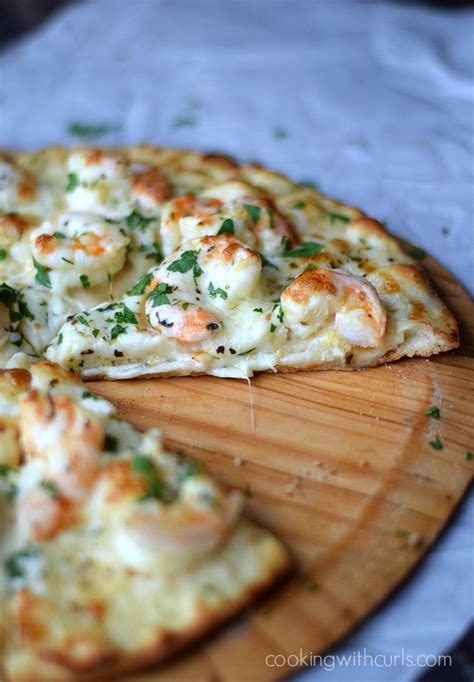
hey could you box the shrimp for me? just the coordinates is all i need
[31,212,130,290]
[202,181,298,255]
[94,459,243,570]
[66,149,170,216]
[160,193,256,256]
[19,390,103,499]
[15,390,104,541]
[0,155,36,212]
[146,300,220,343]
[281,268,386,347]
[131,167,171,207]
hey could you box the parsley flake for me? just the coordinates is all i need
[408,246,426,260]
[126,211,155,231]
[132,454,164,501]
[5,546,41,579]
[217,218,235,235]
[463,451,473,461]
[148,282,176,307]
[424,405,440,419]
[429,435,443,450]
[33,258,52,288]
[65,172,80,193]
[328,211,350,224]
[207,281,228,300]
[127,272,153,296]
[243,204,261,223]
[110,323,127,340]
[0,249,7,261]
[79,274,90,289]
[167,250,202,278]
[283,241,322,258]
[40,480,60,498]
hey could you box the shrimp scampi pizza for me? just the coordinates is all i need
[0,145,458,377]
[0,362,290,681]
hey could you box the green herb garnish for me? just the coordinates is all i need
[33,258,52,288]
[283,241,322,258]
[40,480,60,498]
[104,434,119,452]
[5,547,41,579]
[207,282,228,300]
[132,454,164,501]
[65,172,80,193]
[243,204,261,223]
[292,201,305,210]
[0,249,7,261]
[429,435,443,450]
[127,272,153,296]
[148,282,176,307]
[328,211,350,224]
[110,323,127,340]
[408,246,426,260]
[217,218,235,235]
[79,274,90,289]
[167,250,202,278]
[126,211,155,231]
[67,121,120,137]
[463,451,473,461]
[424,405,440,419]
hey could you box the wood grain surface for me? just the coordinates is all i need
[90,254,474,682]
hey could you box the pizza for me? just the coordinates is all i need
[0,146,458,378]
[0,362,290,681]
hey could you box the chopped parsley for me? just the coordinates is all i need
[82,390,98,400]
[182,302,190,310]
[395,529,409,539]
[328,211,350,224]
[463,451,473,461]
[148,282,176,307]
[0,249,7,261]
[79,274,90,289]
[424,405,440,419]
[0,283,34,322]
[65,172,80,193]
[127,272,153,296]
[266,208,275,229]
[53,231,66,239]
[283,241,322,258]
[167,250,202,278]
[57,332,63,345]
[33,258,52,288]
[238,347,256,356]
[408,246,426,260]
[270,323,277,333]
[429,435,443,450]
[292,201,306,210]
[5,546,41,579]
[207,281,228,300]
[217,218,235,235]
[110,323,127,340]
[40,480,60,498]
[67,121,120,137]
[113,304,138,326]
[0,464,12,476]
[76,314,89,326]
[273,126,288,139]
[172,116,197,128]
[243,204,261,223]
[132,454,164,501]
[253,307,263,313]
[126,210,155,231]
[142,241,163,263]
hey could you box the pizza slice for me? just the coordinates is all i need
[0,362,289,681]
[0,146,459,378]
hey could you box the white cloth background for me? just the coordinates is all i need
[0,1,472,680]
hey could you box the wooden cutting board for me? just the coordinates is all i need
[91,255,473,682]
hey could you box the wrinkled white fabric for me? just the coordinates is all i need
[0,1,472,680]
